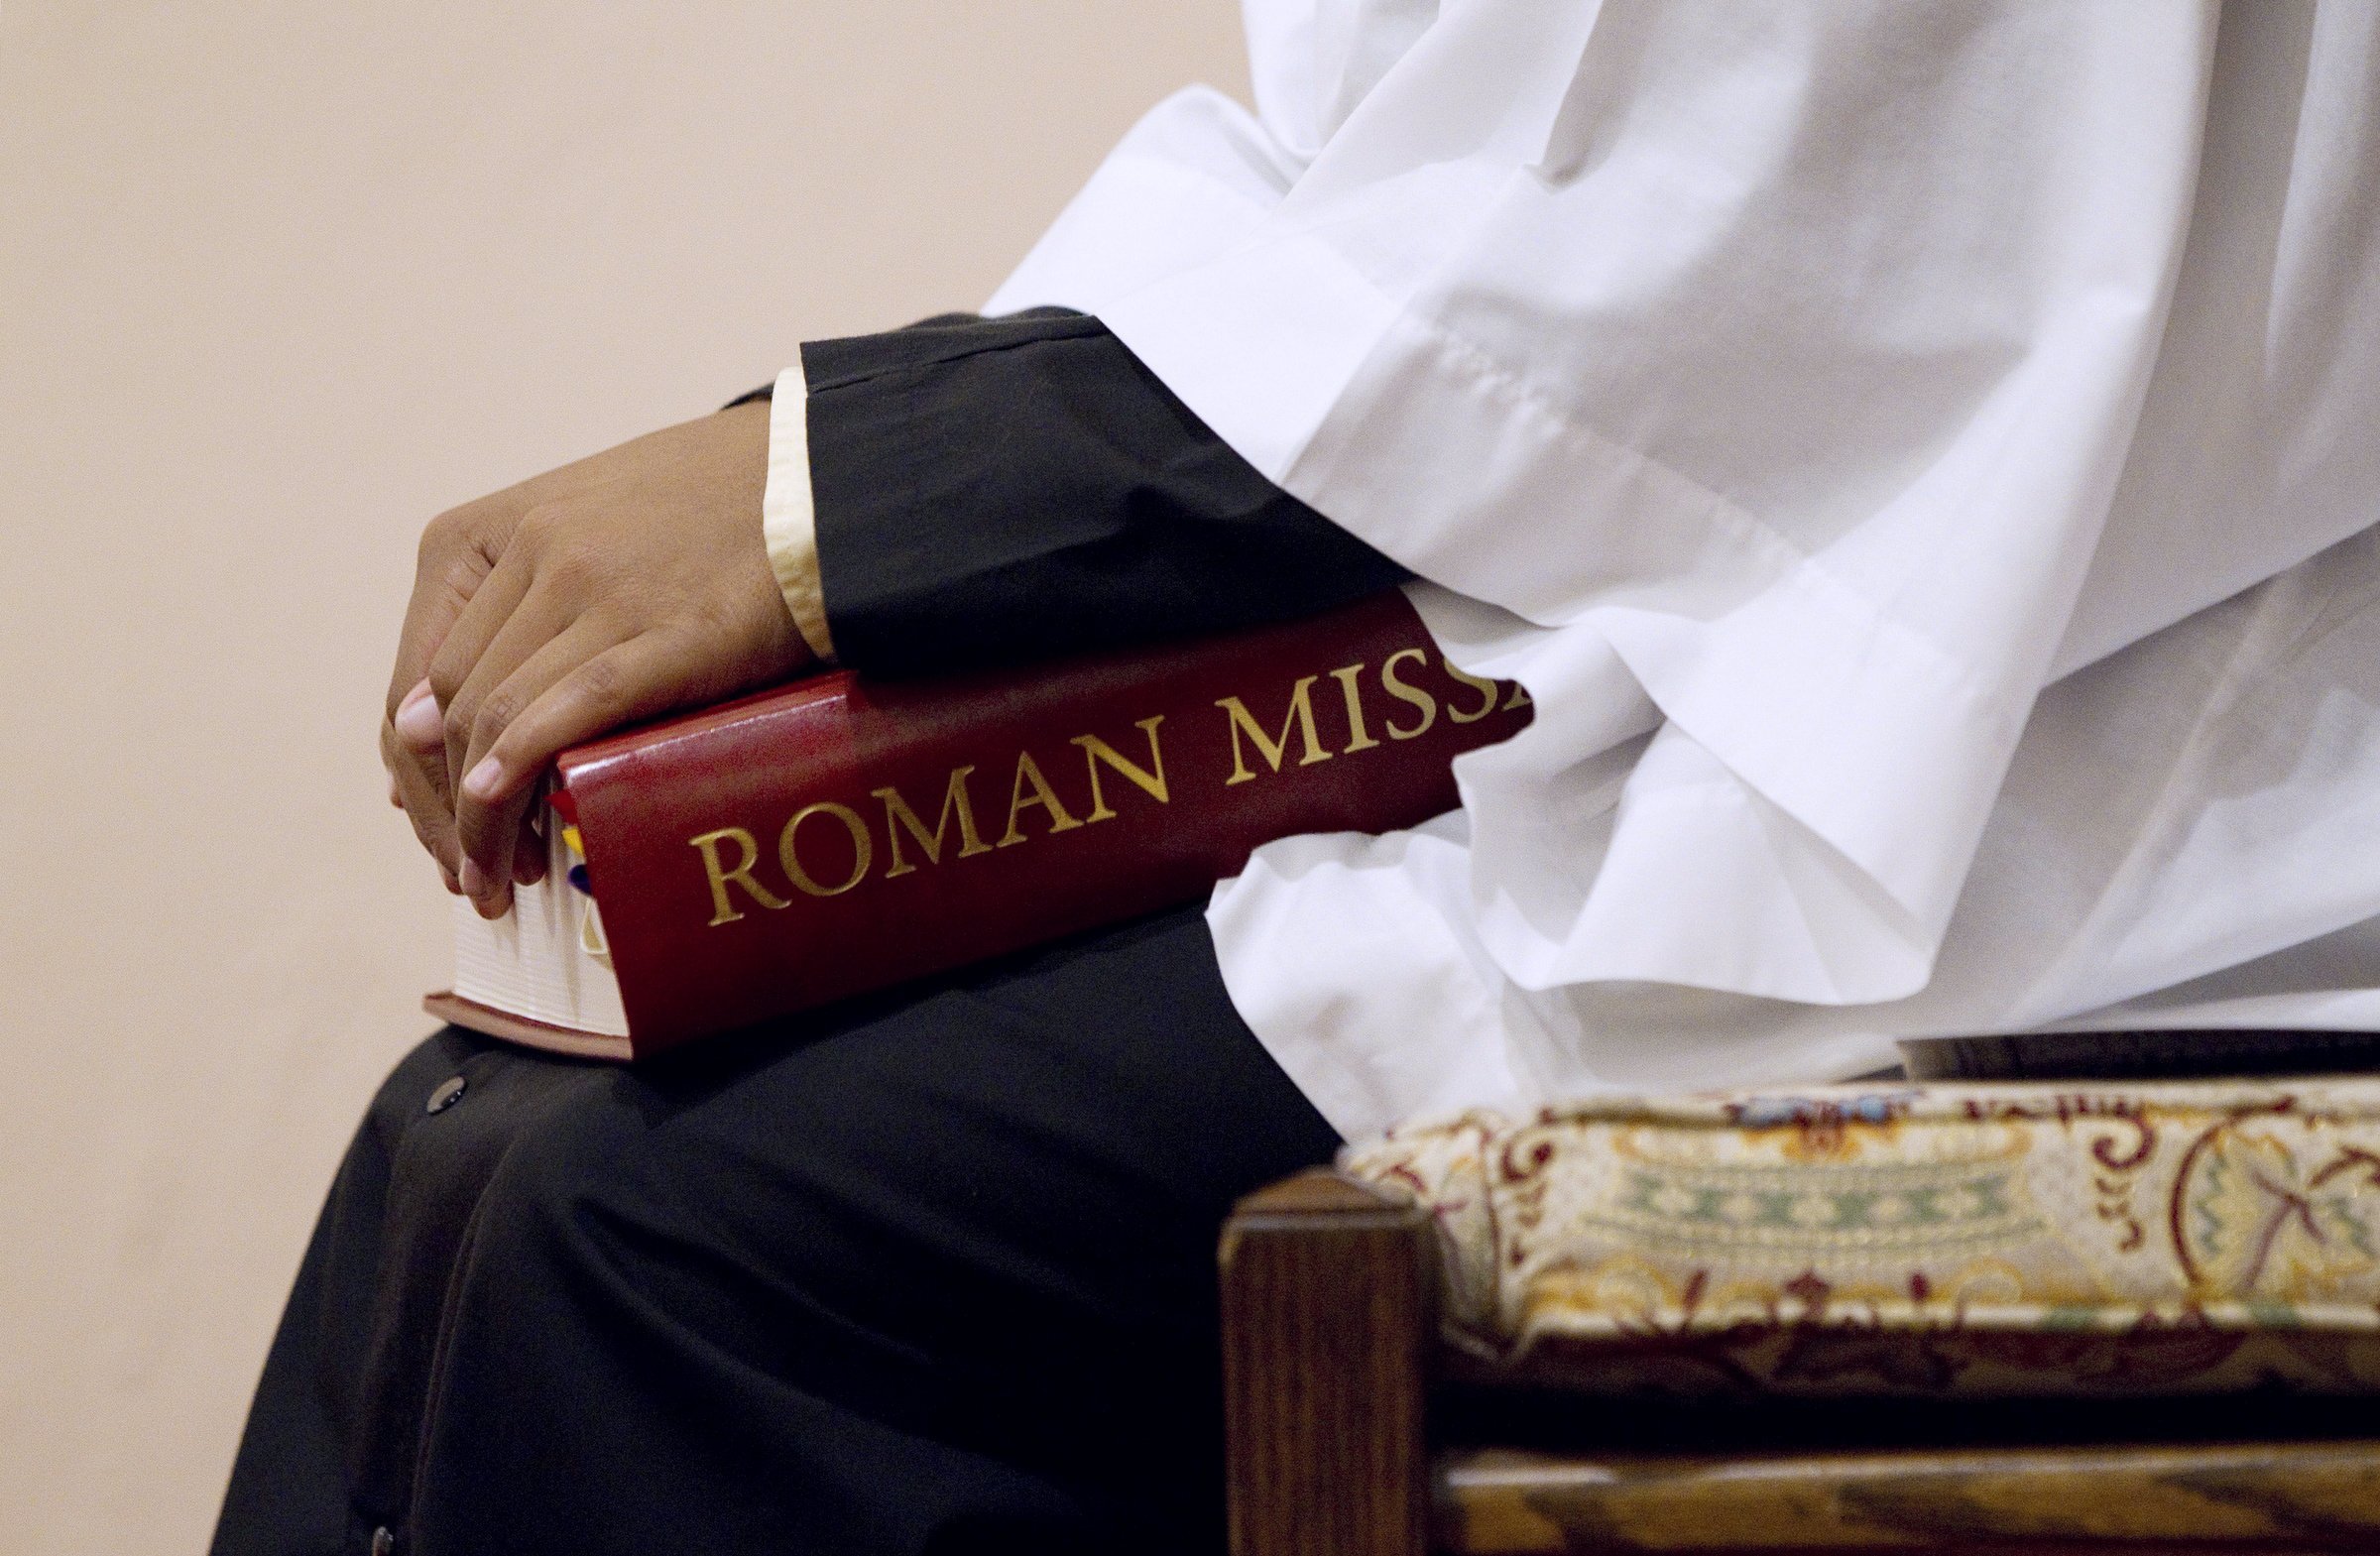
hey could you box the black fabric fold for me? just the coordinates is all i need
[801,310,1412,678]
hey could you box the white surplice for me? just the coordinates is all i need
[987,1,2380,1137]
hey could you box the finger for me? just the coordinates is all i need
[466,630,702,825]
[436,559,583,806]
[513,810,547,887]
[383,718,463,887]
[452,618,631,916]
[394,677,440,752]
[385,505,525,879]
[427,544,540,790]
[391,693,466,875]
[386,499,517,723]
[389,683,466,875]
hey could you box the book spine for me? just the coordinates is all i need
[559,592,1530,1055]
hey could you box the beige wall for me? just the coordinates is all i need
[0,6,1250,1550]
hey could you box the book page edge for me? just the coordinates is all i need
[423,990,635,1062]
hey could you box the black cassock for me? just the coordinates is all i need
[212,312,1411,1556]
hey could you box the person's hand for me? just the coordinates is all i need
[382,400,810,918]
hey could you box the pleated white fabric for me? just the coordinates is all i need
[988,1,2380,1137]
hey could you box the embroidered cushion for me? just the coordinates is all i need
[1340,1079,2380,1396]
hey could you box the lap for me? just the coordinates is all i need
[315,903,1337,1555]
[425,900,1333,1325]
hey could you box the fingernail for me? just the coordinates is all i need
[463,757,504,801]
[396,691,443,749]
[459,858,486,898]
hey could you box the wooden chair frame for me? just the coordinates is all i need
[1219,1169,2380,1555]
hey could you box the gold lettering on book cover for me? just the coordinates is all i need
[1217,675,1332,784]
[689,826,791,925]
[682,648,1523,929]
[1444,661,1501,724]
[998,751,1085,847]
[1378,648,1438,740]
[1070,716,1169,821]
[778,801,873,897]
[1326,662,1381,754]
[874,767,993,878]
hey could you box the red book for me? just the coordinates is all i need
[426,590,1531,1060]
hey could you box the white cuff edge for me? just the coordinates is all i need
[762,359,835,662]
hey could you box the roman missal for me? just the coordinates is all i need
[428,590,1531,1059]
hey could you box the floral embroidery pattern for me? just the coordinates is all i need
[1342,1080,2380,1397]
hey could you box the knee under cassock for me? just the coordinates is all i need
[215,905,1340,1556]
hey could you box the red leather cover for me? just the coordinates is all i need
[554,591,1530,1057]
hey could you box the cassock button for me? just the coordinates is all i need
[370,1527,396,1556]
[425,1076,467,1115]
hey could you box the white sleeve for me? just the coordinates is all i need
[995,0,2380,1129]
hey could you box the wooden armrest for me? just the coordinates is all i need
[1221,1169,1436,1556]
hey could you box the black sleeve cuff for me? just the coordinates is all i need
[803,310,1412,679]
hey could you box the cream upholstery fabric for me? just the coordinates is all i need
[1343,1077,2380,1396]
